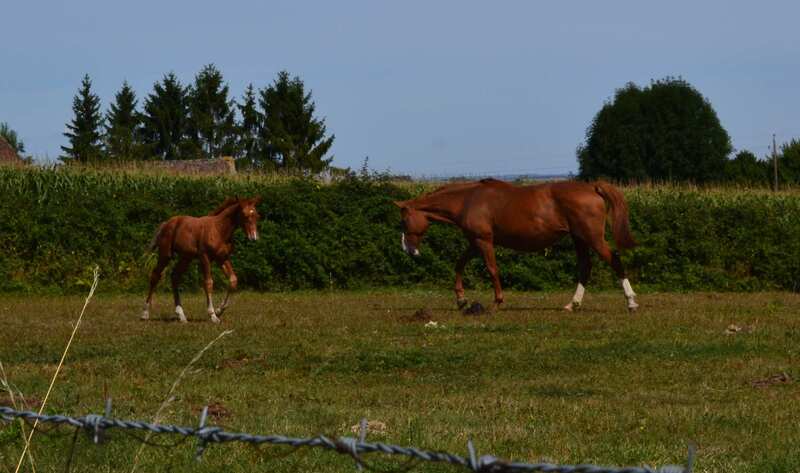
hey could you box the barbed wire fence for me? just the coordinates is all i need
[1,403,694,473]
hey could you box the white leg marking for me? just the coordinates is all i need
[207,298,220,323]
[621,278,639,310]
[141,302,150,320]
[564,283,586,311]
[401,233,409,252]
[175,305,187,323]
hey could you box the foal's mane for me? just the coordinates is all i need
[209,197,240,216]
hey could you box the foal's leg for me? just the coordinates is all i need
[199,255,219,323]
[565,240,592,311]
[215,259,238,318]
[142,255,170,320]
[591,241,638,311]
[171,256,192,323]
[454,245,477,309]
[475,239,504,311]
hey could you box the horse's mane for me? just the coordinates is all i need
[209,197,240,216]
[425,181,482,196]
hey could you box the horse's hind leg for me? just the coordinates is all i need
[454,245,477,309]
[565,239,592,311]
[142,256,170,320]
[475,239,504,312]
[215,259,237,318]
[590,240,638,311]
[171,256,192,323]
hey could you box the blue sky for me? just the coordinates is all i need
[1,1,798,175]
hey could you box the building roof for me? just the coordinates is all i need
[0,136,23,164]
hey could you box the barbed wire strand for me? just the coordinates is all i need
[1,404,692,473]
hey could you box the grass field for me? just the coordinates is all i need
[1,289,798,472]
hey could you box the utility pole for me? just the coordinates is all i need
[773,134,778,191]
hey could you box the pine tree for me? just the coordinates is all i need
[188,64,237,158]
[141,73,197,160]
[61,74,105,163]
[105,81,142,160]
[236,83,262,168]
[258,71,334,172]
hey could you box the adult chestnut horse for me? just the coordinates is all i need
[394,179,639,312]
[142,196,262,323]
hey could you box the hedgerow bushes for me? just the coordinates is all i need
[1,166,799,293]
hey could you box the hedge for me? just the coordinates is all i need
[1,167,799,294]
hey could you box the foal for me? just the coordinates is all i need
[142,196,262,323]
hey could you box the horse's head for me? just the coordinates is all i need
[237,196,263,241]
[394,201,430,257]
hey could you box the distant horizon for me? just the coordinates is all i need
[2,1,798,175]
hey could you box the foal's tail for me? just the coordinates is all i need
[594,181,637,250]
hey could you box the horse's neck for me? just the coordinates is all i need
[213,205,240,241]
[412,193,462,223]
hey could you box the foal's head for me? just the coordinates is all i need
[393,201,430,257]
[212,196,263,241]
[237,197,262,241]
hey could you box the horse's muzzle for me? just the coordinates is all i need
[401,233,420,257]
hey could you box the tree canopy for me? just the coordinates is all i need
[578,77,732,183]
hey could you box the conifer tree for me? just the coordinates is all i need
[258,71,334,172]
[61,74,105,163]
[236,83,262,168]
[105,81,141,160]
[188,64,237,158]
[141,73,198,160]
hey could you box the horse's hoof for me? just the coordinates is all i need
[456,298,469,310]
[214,307,226,318]
[140,312,150,320]
[627,302,639,313]
[462,302,485,316]
[563,303,573,312]
[210,314,221,324]
[179,317,188,323]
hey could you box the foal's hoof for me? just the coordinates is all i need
[456,298,469,310]
[210,314,221,324]
[627,302,639,313]
[563,301,581,312]
[140,312,150,321]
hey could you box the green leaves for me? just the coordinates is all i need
[579,77,732,183]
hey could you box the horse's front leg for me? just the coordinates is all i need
[199,255,220,323]
[215,259,238,318]
[475,239,504,312]
[454,245,477,309]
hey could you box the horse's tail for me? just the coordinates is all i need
[148,222,167,252]
[594,181,637,250]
